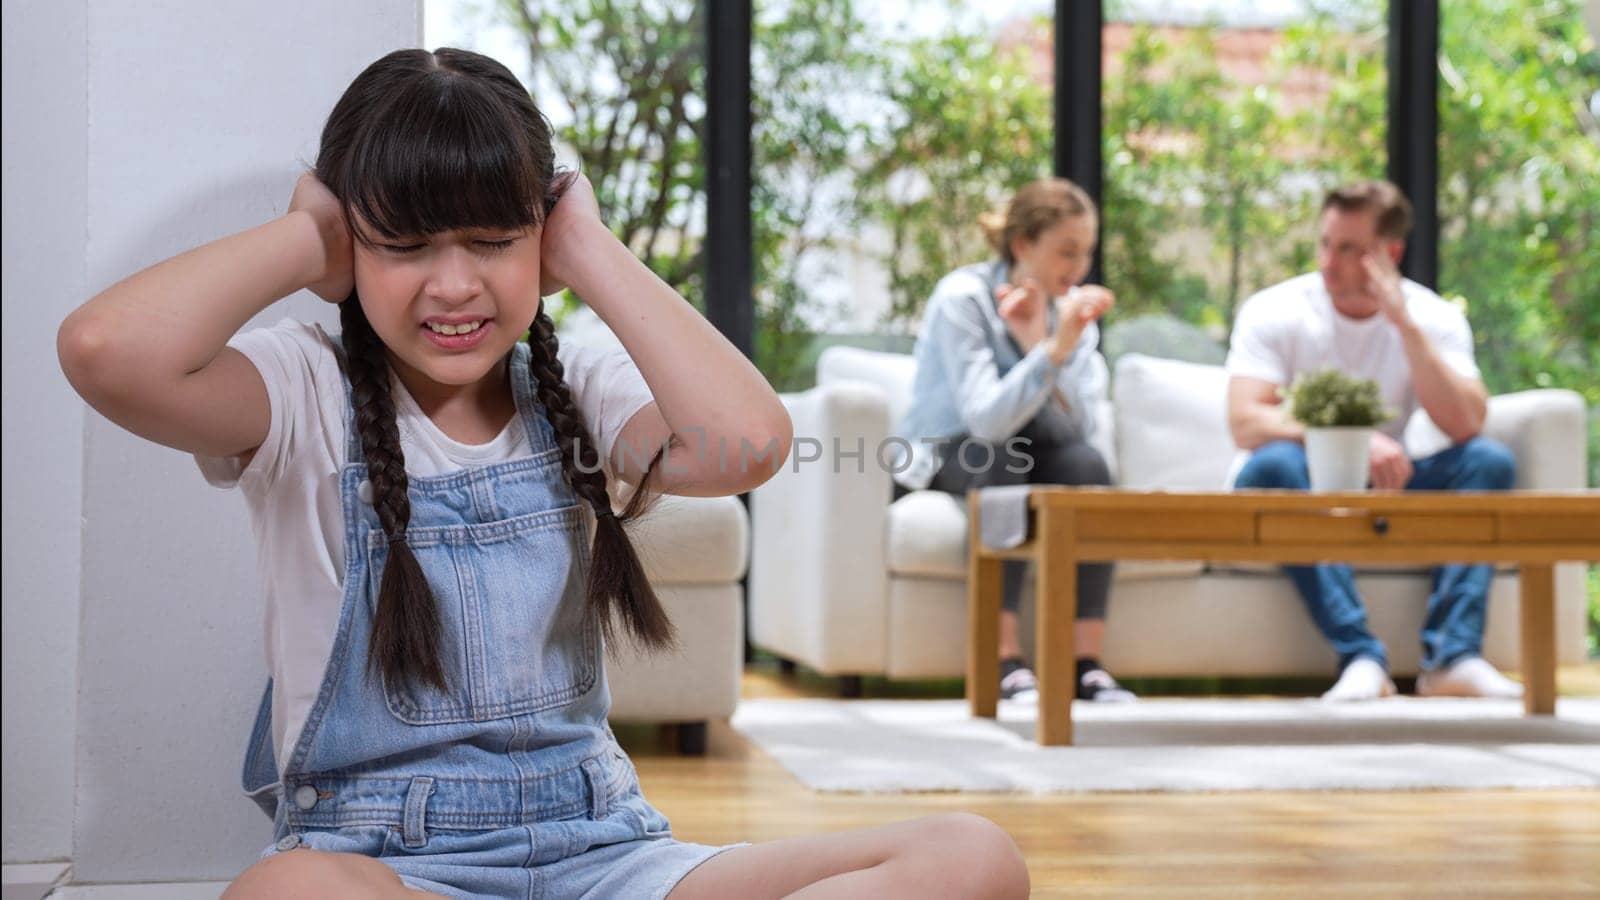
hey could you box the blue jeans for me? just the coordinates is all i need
[1233,436,1516,672]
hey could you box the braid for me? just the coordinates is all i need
[526,313,619,517]
[527,308,675,651]
[340,299,449,692]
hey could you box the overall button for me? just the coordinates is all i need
[275,834,301,851]
[293,785,319,810]
[358,480,373,504]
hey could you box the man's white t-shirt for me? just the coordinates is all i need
[1226,271,1481,445]
[194,318,655,776]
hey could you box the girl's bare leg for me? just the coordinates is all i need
[667,813,1029,900]
[222,849,441,900]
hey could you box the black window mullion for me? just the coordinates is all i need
[705,0,753,357]
[1055,0,1105,284]
[1387,0,1440,289]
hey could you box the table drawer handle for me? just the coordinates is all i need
[1372,516,1390,536]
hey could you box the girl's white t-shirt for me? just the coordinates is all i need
[194,318,655,775]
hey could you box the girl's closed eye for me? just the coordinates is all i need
[380,242,427,255]
[374,235,517,255]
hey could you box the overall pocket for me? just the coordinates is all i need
[364,504,598,724]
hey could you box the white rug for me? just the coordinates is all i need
[729,697,1600,793]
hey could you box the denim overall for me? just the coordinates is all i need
[241,340,729,899]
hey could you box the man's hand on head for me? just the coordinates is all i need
[1361,252,1411,330]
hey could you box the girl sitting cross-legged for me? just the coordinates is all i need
[57,46,1029,900]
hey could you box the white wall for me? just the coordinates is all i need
[2,0,89,866]
[3,0,418,880]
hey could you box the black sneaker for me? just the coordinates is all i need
[999,657,1039,704]
[1077,666,1137,703]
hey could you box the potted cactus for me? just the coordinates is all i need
[1284,369,1395,491]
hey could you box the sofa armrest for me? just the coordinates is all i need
[1482,389,1587,490]
[629,494,749,585]
[748,381,894,674]
[608,582,743,724]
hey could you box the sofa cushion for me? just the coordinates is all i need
[1112,354,1237,489]
[886,490,968,578]
[885,490,1203,581]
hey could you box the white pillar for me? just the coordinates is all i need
[4,0,419,880]
[2,0,90,864]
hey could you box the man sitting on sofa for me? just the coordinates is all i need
[1226,179,1523,701]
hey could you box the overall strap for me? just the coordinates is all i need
[509,339,557,456]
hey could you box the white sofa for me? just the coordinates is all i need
[607,492,748,752]
[558,310,748,751]
[749,347,1590,685]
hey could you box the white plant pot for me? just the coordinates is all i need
[1304,426,1372,492]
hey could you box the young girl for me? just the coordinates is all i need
[892,177,1135,707]
[58,48,1027,900]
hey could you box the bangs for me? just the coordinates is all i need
[339,74,544,242]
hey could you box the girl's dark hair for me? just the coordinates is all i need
[318,48,672,694]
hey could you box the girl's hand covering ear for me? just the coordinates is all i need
[540,172,604,298]
[288,171,354,303]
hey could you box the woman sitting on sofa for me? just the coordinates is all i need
[891,177,1134,704]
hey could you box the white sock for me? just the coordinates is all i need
[1321,657,1396,702]
[1417,657,1524,699]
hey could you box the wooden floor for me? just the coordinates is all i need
[618,665,1600,898]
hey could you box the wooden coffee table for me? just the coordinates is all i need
[966,488,1600,746]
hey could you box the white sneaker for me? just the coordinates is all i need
[1416,656,1524,699]
[1321,657,1396,702]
